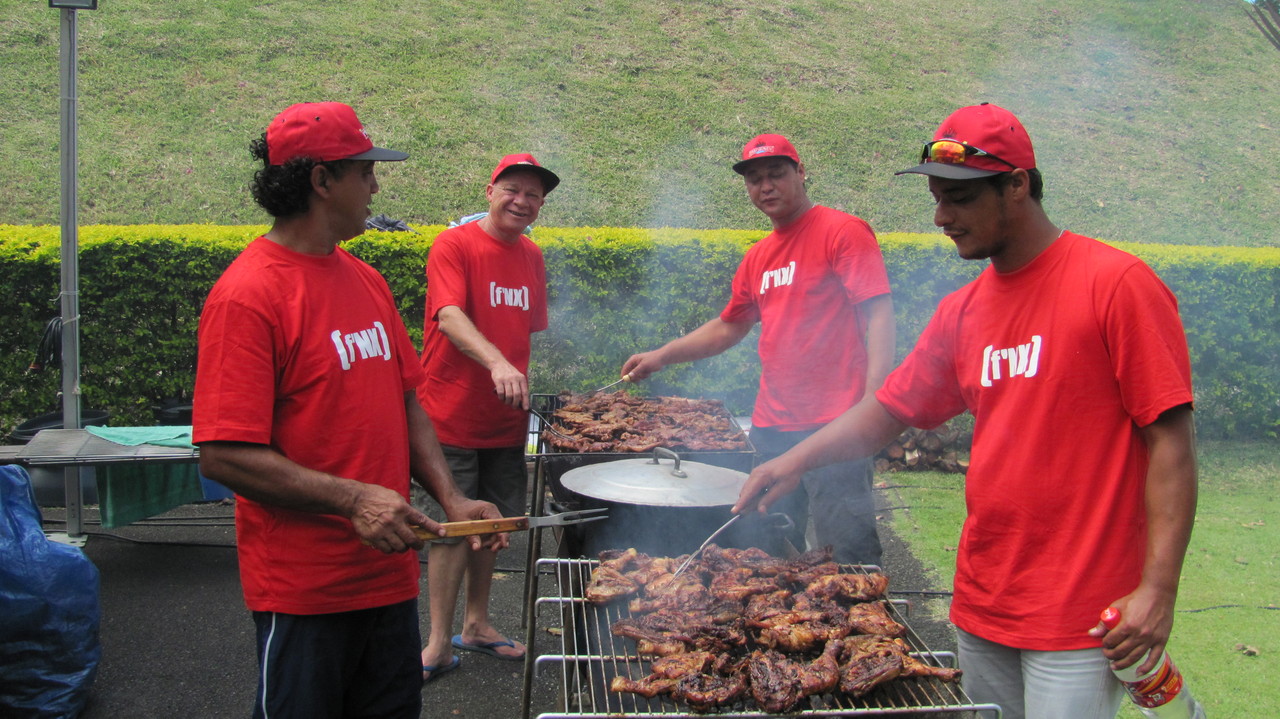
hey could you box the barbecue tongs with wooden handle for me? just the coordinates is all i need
[412,507,608,540]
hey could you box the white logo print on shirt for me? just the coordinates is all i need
[330,321,392,371]
[759,261,797,295]
[490,282,530,311]
[981,335,1042,387]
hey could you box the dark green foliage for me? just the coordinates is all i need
[1,226,1275,440]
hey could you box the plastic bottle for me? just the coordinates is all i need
[1099,607,1206,718]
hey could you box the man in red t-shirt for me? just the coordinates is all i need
[193,102,501,719]
[622,134,896,566]
[415,154,558,681]
[732,104,1198,719]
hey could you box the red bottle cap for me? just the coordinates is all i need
[1100,606,1121,630]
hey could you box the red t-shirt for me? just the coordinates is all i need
[876,232,1194,650]
[721,205,891,430]
[419,222,548,447]
[193,237,427,615]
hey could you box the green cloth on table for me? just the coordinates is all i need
[86,425,201,528]
[86,425,194,448]
[97,463,204,528]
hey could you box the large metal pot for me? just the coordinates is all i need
[555,448,791,558]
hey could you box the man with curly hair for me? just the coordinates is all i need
[194,101,502,719]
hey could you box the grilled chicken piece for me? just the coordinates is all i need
[612,609,746,656]
[797,638,844,698]
[627,555,680,586]
[611,613,693,656]
[747,649,805,714]
[838,634,960,694]
[840,648,903,696]
[894,641,963,682]
[690,622,748,653]
[751,609,851,652]
[609,674,677,697]
[846,600,906,637]
[671,670,749,712]
[634,638,690,657]
[627,572,710,614]
[805,572,890,602]
[778,561,844,587]
[648,651,714,677]
[611,651,747,710]
[585,565,639,604]
[709,567,785,602]
[745,589,794,616]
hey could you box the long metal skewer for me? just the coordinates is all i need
[673,514,740,576]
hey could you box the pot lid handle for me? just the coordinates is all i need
[646,446,687,478]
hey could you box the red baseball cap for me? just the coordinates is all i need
[896,103,1036,180]
[266,102,408,166]
[490,153,560,194]
[732,133,802,174]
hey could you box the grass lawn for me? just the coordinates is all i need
[882,439,1278,717]
[3,1,1279,247]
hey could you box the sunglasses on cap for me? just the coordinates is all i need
[921,139,1017,170]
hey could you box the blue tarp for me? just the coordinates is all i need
[0,464,101,718]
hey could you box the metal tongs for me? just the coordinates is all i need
[528,406,575,441]
[590,373,632,394]
[413,507,608,540]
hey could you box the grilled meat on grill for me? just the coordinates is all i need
[846,600,907,637]
[650,650,714,677]
[708,566,785,602]
[747,649,805,714]
[610,651,749,711]
[840,647,904,697]
[799,638,845,698]
[584,564,639,604]
[609,674,677,698]
[839,635,962,693]
[544,391,748,453]
[750,609,853,652]
[671,667,749,712]
[805,571,890,602]
[610,609,747,656]
[592,545,953,714]
[626,571,710,614]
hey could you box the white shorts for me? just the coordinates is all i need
[956,627,1126,719]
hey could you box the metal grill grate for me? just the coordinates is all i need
[525,558,1002,718]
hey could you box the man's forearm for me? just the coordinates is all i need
[1138,405,1198,596]
[861,294,897,392]
[794,398,908,472]
[659,318,752,366]
[198,441,362,516]
[437,305,509,372]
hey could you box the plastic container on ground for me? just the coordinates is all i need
[8,410,110,506]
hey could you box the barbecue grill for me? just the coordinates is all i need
[520,392,763,715]
[520,557,1002,718]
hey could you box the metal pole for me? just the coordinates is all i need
[59,7,86,542]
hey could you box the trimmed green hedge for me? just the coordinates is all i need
[1,225,1276,440]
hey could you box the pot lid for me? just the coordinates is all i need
[560,448,749,507]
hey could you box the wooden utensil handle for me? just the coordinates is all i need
[413,517,530,539]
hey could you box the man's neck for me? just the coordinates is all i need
[478,214,521,244]
[770,199,814,231]
[265,214,344,256]
[991,213,1062,274]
